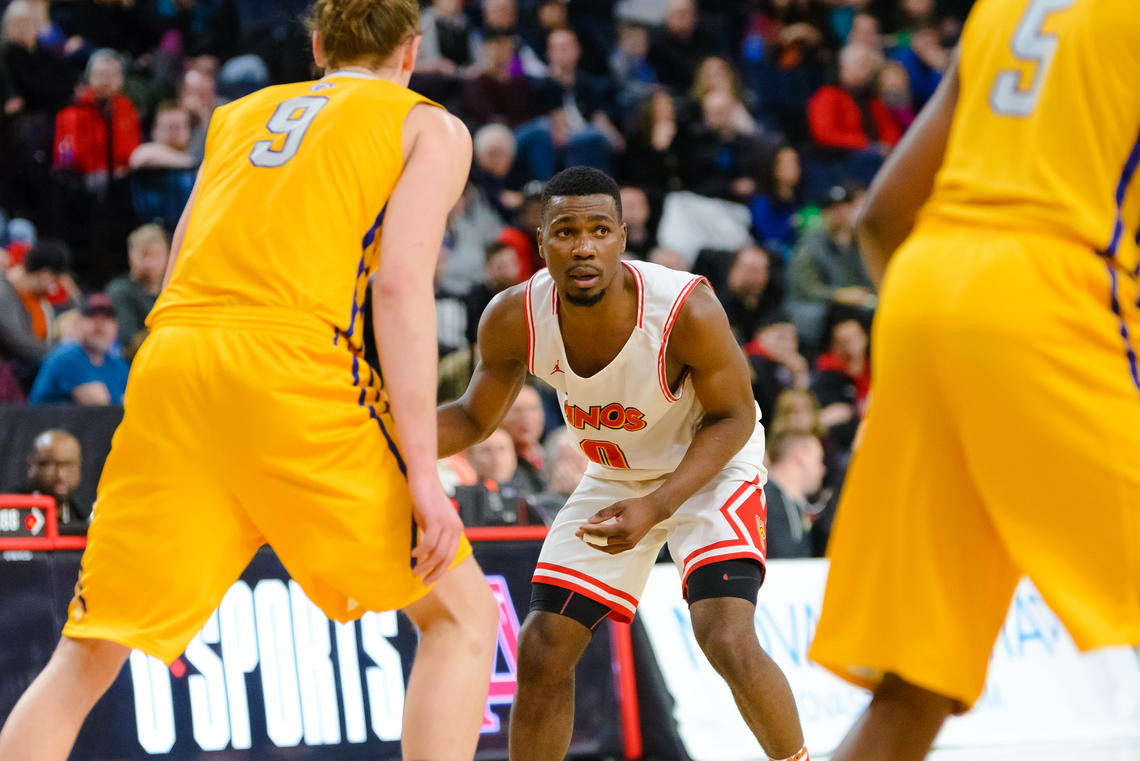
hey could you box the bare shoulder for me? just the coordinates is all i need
[477,283,529,364]
[403,103,471,154]
[396,104,472,200]
[673,280,729,337]
[668,280,736,366]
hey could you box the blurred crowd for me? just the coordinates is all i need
[0,0,973,554]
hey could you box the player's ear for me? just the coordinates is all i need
[403,35,422,73]
[311,31,327,70]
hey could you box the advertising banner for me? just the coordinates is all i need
[0,541,624,760]
[638,559,1140,759]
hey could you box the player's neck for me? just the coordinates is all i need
[324,64,407,86]
[769,467,806,502]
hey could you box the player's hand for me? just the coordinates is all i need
[408,476,464,585]
[651,120,676,151]
[834,286,873,307]
[731,177,757,199]
[575,497,669,555]
[819,401,856,428]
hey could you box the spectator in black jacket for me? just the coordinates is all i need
[461,29,543,129]
[677,89,771,204]
[762,430,826,559]
[647,0,718,92]
[619,185,656,260]
[618,89,681,193]
[746,317,810,424]
[464,241,522,350]
[1,0,78,225]
[718,245,785,344]
[516,28,623,179]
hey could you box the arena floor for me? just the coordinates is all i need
[815,742,1140,760]
[922,743,1140,760]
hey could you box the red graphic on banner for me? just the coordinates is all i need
[481,575,521,732]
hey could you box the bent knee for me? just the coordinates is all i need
[696,627,754,674]
[57,636,131,689]
[409,563,500,653]
[516,614,589,684]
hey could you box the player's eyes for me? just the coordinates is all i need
[595,226,610,235]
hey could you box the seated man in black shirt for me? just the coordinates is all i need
[22,429,89,533]
[762,430,827,559]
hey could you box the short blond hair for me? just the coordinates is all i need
[305,0,419,71]
[128,223,168,253]
[1,0,35,43]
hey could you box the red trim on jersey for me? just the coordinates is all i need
[609,620,644,759]
[524,276,536,374]
[681,476,764,574]
[680,550,767,602]
[682,539,745,567]
[534,562,640,606]
[621,261,645,328]
[658,276,708,401]
[531,574,635,623]
[680,478,755,566]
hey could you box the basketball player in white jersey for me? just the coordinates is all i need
[438,167,809,761]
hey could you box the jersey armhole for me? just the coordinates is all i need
[524,276,536,376]
[657,276,709,402]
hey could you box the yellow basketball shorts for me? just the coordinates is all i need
[809,227,1140,709]
[63,308,471,664]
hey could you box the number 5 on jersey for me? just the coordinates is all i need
[989,0,1075,117]
[249,96,329,168]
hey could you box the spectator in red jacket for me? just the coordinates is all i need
[53,49,140,185]
[811,317,871,455]
[807,43,900,153]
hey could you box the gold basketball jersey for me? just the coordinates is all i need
[151,73,436,349]
[921,0,1140,272]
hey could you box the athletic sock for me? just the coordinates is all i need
[770,747,809,761]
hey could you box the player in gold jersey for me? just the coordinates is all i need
[0,2,498,760]
[809,1,1140,758]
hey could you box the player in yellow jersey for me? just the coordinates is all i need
[808,1,1140,759]
[0,2,499,760]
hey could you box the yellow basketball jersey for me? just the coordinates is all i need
[149,73,435,349]
[921,0,1140,271]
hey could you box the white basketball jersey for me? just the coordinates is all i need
[525,259,766,482]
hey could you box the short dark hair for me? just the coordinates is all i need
[484,241,515,262]
[541,166,622,221]
[23,239,70,274]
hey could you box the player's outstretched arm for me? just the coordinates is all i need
[577,284,756,552]
[437,287,529,457]
[374,104,471,583]
[857,51,959,286]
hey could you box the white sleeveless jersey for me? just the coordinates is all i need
[525,259,766,482]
